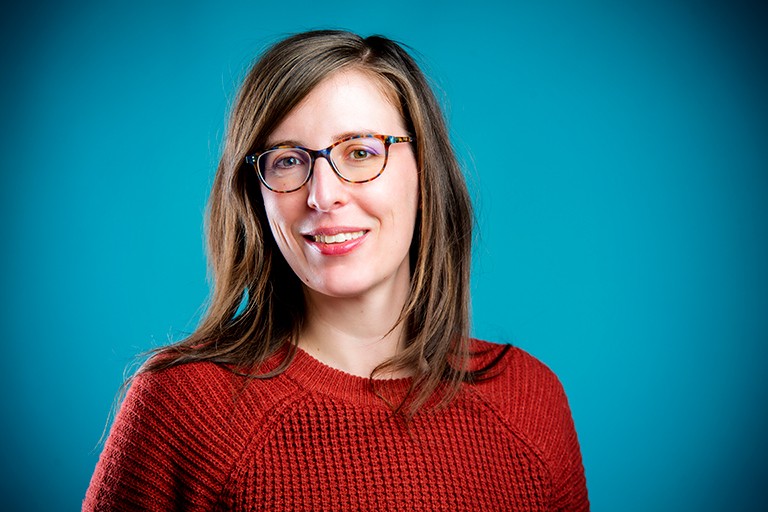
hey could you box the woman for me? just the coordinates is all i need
[85,30,589,511]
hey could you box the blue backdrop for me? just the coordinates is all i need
[2,1,766,510]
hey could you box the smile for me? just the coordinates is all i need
[310,230,366,244]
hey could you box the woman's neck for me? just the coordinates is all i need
[299,278,411,379]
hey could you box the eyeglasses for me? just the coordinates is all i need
[245,134,414,193]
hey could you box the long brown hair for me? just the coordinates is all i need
[141,30,507,415]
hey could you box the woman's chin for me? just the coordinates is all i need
[303,279,372,300]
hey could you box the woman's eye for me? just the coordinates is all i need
[350,149,371,160]
[269,152,305,171]
[274,154,304,169]
[346,144,380,161]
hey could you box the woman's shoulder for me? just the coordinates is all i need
[131,359,241,404]
[466,339,588,508]
[84,359,297,510]
[128,357,298,422]
[123,361,237,424]
[115,361,259,451]
[467,339,576,444]
[469,338,562,389]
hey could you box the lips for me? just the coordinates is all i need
[310,230,365,244]
[302,227,369,255]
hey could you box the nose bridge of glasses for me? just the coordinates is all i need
[309,146,342,178]
[305,148,350,210]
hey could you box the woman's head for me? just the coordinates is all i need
[256,68,420,302]
[168,30,474,412]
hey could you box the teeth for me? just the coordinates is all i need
[312,231,365,244]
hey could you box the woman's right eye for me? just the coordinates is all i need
[267,150,307,172]
[274,155,302,169]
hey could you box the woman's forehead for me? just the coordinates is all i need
[266,69,406,148]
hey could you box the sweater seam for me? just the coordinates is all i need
[216,388,314,503]
[463,384,556,501]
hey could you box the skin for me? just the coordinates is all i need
[261,69,420,377]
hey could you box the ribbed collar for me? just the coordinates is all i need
[281,346,415,408]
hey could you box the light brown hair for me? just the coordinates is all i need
[141,30,507,415]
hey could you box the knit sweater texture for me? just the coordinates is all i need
[84,341,589,511]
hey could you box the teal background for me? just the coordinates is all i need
[2,1,766,510]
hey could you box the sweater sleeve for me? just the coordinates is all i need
[543,366,589,511]
[513,349,589,512]
[83,364,240,511]
[475,344,589,511]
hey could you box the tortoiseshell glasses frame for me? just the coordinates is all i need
[245,134,414,193]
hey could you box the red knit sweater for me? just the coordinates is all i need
[84,341,588,511]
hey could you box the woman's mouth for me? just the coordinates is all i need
[309,230,366,244]
[303,229,369,255]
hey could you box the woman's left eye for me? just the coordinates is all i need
[350,148,372,160]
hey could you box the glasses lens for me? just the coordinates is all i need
[330,136,387,182]
[258,148,311,192]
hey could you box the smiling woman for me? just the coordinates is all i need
[261,71,420,352]
[83,30,589,511]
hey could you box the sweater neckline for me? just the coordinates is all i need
[281,346,415,407]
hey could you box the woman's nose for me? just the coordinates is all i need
[306,157,349,212]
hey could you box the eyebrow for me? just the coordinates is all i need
[266,129,378,149]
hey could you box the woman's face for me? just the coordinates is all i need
[261,69,420,302]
